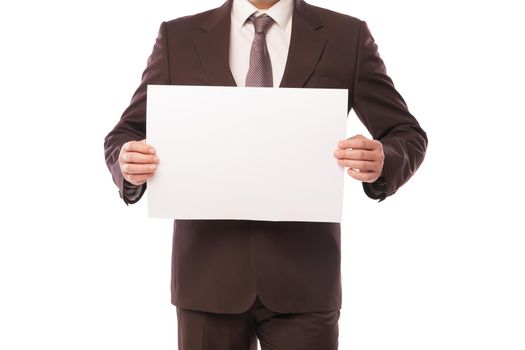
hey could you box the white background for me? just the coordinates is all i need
[1,0,524,349]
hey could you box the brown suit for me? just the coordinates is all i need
[104,0,427,316]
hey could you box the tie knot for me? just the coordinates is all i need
[249,14,274,34]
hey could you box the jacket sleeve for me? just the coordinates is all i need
[103,21,170,205]
[352,21,428,202]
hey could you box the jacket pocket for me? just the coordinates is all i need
[305,75,348,89]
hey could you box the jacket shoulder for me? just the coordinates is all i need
[167,9,213,26]
[162,6,221,34]
[303,2,363,29]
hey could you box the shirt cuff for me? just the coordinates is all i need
[362,175,387,202]
[123,180,143,202]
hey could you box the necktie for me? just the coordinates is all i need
[245,14,275,87]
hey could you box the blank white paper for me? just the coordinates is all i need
[146,85,347,222]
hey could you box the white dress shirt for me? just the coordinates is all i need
[229,0,294,87]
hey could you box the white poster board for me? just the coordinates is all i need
[146,85,347,222]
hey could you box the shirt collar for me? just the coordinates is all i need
[231,0,293,31]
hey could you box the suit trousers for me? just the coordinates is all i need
[176,295,340,350]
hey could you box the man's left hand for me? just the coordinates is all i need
[333,134,384,183]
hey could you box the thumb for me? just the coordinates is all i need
[348,134,366,140]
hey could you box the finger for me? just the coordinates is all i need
[347,168,379,182]
[125,173,155,185]
[122,163,157,175]
[124,140,156,154]
[121,152,159,164]
[333,149,378,161]
[338,136,378,151]
[337,159,380,172]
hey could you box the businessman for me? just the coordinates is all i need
[104,0,427,348]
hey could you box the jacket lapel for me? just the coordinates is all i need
[194,0,237,87]
[280,0,327,88]
[194,0,326,88]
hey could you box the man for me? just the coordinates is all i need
[104,0,427,348]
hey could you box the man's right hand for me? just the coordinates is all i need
[118,139,159,186]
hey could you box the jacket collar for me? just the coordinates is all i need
[194,0,327,87]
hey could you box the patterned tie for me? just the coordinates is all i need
[245,14,275,87]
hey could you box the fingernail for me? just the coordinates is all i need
[149,148,155,154]
[149,164,156,171]
[153,156,159,162]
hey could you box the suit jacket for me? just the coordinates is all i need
[103,0,427,314]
